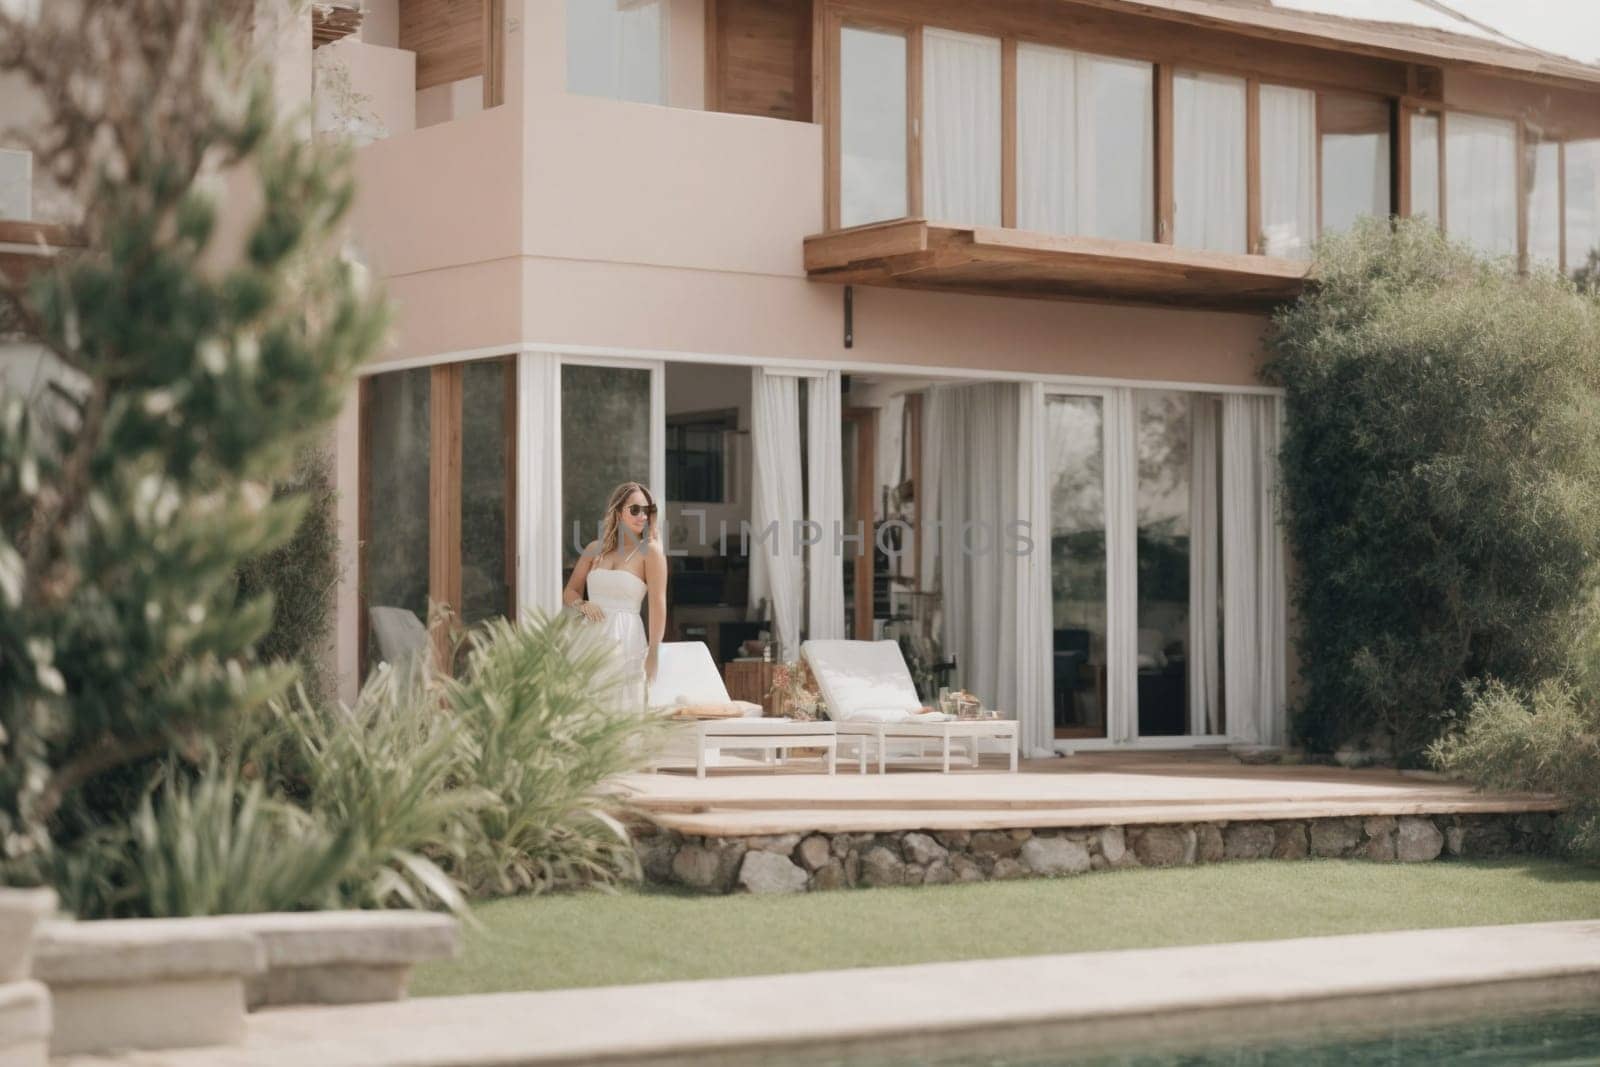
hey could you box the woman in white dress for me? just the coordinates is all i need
[561,481,667,706]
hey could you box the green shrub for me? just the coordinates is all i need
[446,615,664,898]
[0,1,386,880]
[1266,218,1600,761]
[236,447,342,708]
[1431,681,1600,861]
[50,613,661,917]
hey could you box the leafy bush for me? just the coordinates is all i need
[0,1,386,880]
[50,613,660,917]
[1431,681,1600,861]
[1266,218,1600,761]
[236,447,343,708]
[447,615,665,897]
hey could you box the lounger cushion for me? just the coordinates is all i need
[649,642,740,710]
[802,640,925,724]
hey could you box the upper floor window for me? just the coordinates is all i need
[567,0,665,105]
[1567,141,1600,275]
[1528,138,1562,269]
[840,25,908,228]
[1173,70,1247,254]
[1319,93,1391,238]
[923,29,1002,226]
[1017,45,1153,242]
[1259,84,1316,259]
[1446,112,1518,258]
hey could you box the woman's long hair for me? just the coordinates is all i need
[599,481,659,560]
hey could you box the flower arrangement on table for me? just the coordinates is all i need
[769,660,826,721]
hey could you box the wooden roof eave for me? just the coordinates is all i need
[1063,0,1600,93]
[804,220,1310,312]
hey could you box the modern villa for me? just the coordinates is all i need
[7,0,1600,758]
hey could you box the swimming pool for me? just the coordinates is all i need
[811,1003,1600,1066]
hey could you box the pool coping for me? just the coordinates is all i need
[57,920,1600,1066]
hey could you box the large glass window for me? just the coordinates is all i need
[1567,140,1600,277]
[1446,112,1518,258]
[1527,140,1562,270]
[460,360,514,625]
[561,364,653,572]
[922,29,1002,226]
[1047,395,1108,739]
[840,26,908,228]
[1258,84,1315,259]
[364,369,431,670]
[1017,45,1152,242]
[1134,392,1222,737]
[1319,93,1391,236]
[566,0,665,105]
[1173,70,1247,253]
[1409,110,1441,223]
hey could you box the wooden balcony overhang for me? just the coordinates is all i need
[0,220,81,288]
[804,220,1309,312]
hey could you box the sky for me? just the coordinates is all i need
[1272,0,1600,66]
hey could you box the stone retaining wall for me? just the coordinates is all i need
[633,813,1556,895]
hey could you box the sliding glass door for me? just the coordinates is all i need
[1046,392,1109,739]
[1047,386,1236,744]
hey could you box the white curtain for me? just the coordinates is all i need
[1017,45,1153,242]
[806,370,846,640]
[874,394,905,521]
[1017,43,1079,236]
[1409,111,1441,223]
[1258,84,1315,260]
[931,383,1021,717]
[1222,394,1287,746]
[1567,140,1600,273]
[923,28,1001,226]
[1446,112,1518,258]
[1173,70,1247,253]
[1015,382,1055,757]
[919,387,944,592]
[749,371,806,658]
[1528,141,1562,269]
[1188,397,1222,734]
[1103,389,1139,742]
[516,352,564,619]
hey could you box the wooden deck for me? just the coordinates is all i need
[620,751,1561,837]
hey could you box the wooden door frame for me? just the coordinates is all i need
[843,405,877,639]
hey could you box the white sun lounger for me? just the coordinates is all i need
[802,639,1019,774]
[648,641,837,778]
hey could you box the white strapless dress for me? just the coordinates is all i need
[585,568,648,707]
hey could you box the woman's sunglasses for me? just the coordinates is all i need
[624,504,658,518]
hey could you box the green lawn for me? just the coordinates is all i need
[411,858,1600,997]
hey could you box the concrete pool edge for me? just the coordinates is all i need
[59,920,1600,1066]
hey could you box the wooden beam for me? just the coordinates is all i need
[1396,105,1413,218]
[824,11,841,229]
[482,0,505,108]
[1155,64,1175,244]
[845,407,878,639]
[705,0,721,112]
[804,218,930,272]
[428,363,463,666]
[1246,77,1261,254]
[907,25,924,220]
